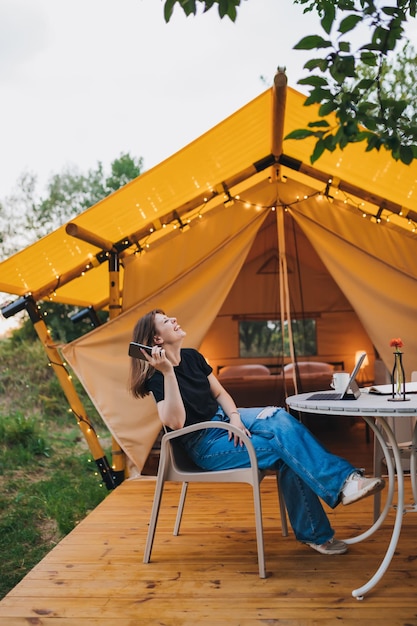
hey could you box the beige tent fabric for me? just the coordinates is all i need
[290,198,417,374]
[62,206,268,472]
[2,86,417,309]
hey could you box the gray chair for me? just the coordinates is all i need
[143,421,288,578]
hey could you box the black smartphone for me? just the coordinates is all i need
[128,342,153,360]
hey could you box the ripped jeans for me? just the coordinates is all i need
[181,406,355,545]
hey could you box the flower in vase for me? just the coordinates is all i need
[389,338,404,353]
[389,338,405,397]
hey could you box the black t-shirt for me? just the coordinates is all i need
[145,348,219,427]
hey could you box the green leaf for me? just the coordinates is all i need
[178,0,197,17]
[360,114,377,131]
[391,100,408,116]
[355,78,375,90]
[338,14,363,34]
[399,145,414,164]
[284,129,316,140]
[360,51,378,66]
[303,58,330,72]
[339,55,356,77]
[320,1,336,34]
[371,26,391,52]
[356,130,375,144]
[310,139,326,163]
[218,0,238,20]
[293,35,332,50]
[381,6,400,17]
[386,135,401,152]
[318,100,338,116]
[307,120,331,128]
[304,87,331,105]
[323,134,337,150]
[329,55,356,82]
[298,76,328,86]
[339,133,349,149]
[365,134,382,152]
[164,0,176,21]
[338,41,351,53]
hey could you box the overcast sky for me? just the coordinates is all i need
[0,0,326,200]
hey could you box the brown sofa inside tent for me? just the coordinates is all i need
[217,362,334,408]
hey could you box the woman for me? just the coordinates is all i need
[129,309,384,555]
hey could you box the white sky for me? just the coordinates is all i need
[0,0,323,200]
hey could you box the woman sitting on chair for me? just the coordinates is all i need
[129,309,384,555]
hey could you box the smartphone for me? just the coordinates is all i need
[128,342,153,360]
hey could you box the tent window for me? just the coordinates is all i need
[239,319,317,358]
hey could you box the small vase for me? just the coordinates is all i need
[388,351,408,402]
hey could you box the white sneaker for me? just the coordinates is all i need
[341,471,385,506]
[306,538,348,555]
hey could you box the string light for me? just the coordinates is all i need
[44,175,417,302]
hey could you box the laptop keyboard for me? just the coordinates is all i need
[307,392,341,401]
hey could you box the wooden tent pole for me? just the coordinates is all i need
[271,68,298,390]
[65,225,127,484]
[107,251,126,483]
[271,67,288,164]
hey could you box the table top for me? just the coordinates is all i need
[286,390,417,417]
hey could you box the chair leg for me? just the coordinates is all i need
[252,480,266,578]
[276,473,288,537]
[173,482,188,536]
[143,475,166,563]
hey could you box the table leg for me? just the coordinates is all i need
[409,420,417,510]
[344,417,395,544]
[348,416,405,600]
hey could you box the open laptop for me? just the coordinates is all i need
[306,352,367,401]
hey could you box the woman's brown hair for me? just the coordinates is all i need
[129,309,165,398]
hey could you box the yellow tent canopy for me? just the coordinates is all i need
[1,79,416,308]
[2,74,417,473]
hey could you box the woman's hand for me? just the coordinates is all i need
[229,411,251,447]
[143,346,173,374]
[207,374,251,447]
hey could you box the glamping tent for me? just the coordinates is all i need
[1,71,417,479]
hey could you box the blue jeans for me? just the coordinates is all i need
[181,406,356,545]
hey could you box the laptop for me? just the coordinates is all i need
[306,352,367,401]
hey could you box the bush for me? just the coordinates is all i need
[0,333,111,599]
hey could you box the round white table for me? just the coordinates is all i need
[286,390,417,600]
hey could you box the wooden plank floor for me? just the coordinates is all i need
[1,419,417,625]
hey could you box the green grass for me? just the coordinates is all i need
[0,336,111,599]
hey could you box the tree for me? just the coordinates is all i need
[0,153,143,342]
[162,0,417,164]
[0,173,38,260]
[0,153,143,260]
[339,40,417,152]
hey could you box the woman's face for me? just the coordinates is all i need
[153,313,186,346]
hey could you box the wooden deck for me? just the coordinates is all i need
[1,419,417,625]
